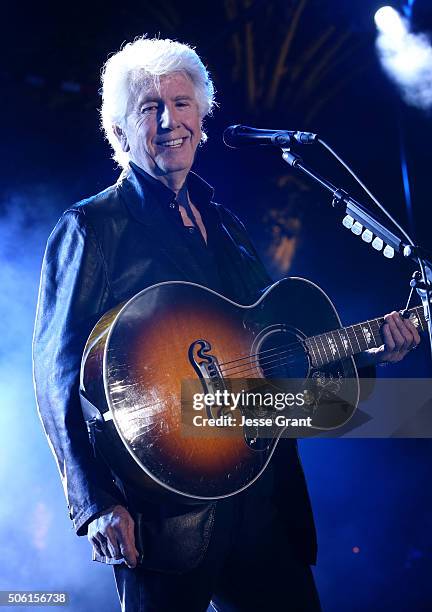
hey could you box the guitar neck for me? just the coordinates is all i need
[305,305,426,368]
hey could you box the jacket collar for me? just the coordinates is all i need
[117,162,215,226]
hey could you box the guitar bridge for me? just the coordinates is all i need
[188,340,270,450]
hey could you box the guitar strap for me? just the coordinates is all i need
[79,389,128,502]
[79,390,106,458]
[80,390,103,422]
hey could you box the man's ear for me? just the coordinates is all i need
[113,125,130,152]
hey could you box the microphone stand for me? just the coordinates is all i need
[281,148,432,363]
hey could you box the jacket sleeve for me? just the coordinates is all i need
[32,209,124,536]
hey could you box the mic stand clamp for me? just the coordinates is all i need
[281,147,432,362]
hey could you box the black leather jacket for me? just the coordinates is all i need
[32,165,317,571]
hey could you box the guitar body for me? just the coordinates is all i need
[81,277,359,502]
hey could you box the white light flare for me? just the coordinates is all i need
[375,5,432,110]
[374,6,407,39]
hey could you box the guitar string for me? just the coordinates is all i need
[221,355,336,379]
[110,345,346,414]
[219,338,309,366]
[114,335,375,416]
[217,305,423,370]
[219,333,368,371]
[113,331,422,419]
[113,349,346,418]
[220,351,328,377]
[218,317,408,376]
[114,363,330,422]
[221,347,312,375]
[221,339,374,375]
[114,324,386,406]
[111,340,423,425]
[219,325,384,374]
[111,356,317,412]
[218,322,385,369]
[110,311,423,409]
[221,307,423,376]
[220,340,360,373]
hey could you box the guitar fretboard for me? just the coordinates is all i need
[305,305,426,368]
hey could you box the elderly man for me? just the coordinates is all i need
[33,37,420,612]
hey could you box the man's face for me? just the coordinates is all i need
[120,72,202,183]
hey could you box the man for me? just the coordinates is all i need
[32,37,420,611]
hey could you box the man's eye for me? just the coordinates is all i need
[141,105,158,113]
[176,102,189,107]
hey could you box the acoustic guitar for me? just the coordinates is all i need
[80,277,425,502]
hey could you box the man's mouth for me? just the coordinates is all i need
[158,138,187,148]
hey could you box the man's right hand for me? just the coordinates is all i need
[87,504,139,568]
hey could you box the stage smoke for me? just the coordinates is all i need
[0,187,117,609]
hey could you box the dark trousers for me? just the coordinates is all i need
[113,495,321,612]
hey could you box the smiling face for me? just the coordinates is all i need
[117,72,202,191]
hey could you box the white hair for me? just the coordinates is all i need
[100,36,216,169]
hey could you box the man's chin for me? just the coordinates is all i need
[157,162,193,177]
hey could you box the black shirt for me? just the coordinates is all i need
[130,161,224,294]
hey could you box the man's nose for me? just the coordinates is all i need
[160,105,180,130]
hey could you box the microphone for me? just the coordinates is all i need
[223,125,317,148]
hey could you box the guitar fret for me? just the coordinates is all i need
[338,328,352,356]
[328,330,342,359]
[331,330,343,360]
[318,334,330,363]
[315,336,326,365]
[417,308,425,332]
[349,325,363,353]
[418,306,427,329]
[368,319,382,346]
[305,305,427,369]
[309,337,322,368]
[357,323,369,351]
[312,334,326,365]
[306,338,318,368]
[361,320,378,348]
[313,336,326,366]
[358,323,369,348]
[366,321,374,346]
[334,330,344,359]
[323,331,338,361]
[347,331,356,354]
[325,335,334,359]
[371,321,383,346]
[412,306,426,332]
[333,330,342,357]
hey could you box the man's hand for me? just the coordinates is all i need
[87,505,139,568]
[370,310,421,364]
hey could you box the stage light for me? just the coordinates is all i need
[374,6,407,39]
[375,3,432,110]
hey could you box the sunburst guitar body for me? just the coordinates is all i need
[80,277,425,503]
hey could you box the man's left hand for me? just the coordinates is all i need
[370,310,421,364]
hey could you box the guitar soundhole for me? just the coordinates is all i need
[257,327,309,380]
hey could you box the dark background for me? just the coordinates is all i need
[1,1,431,610]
